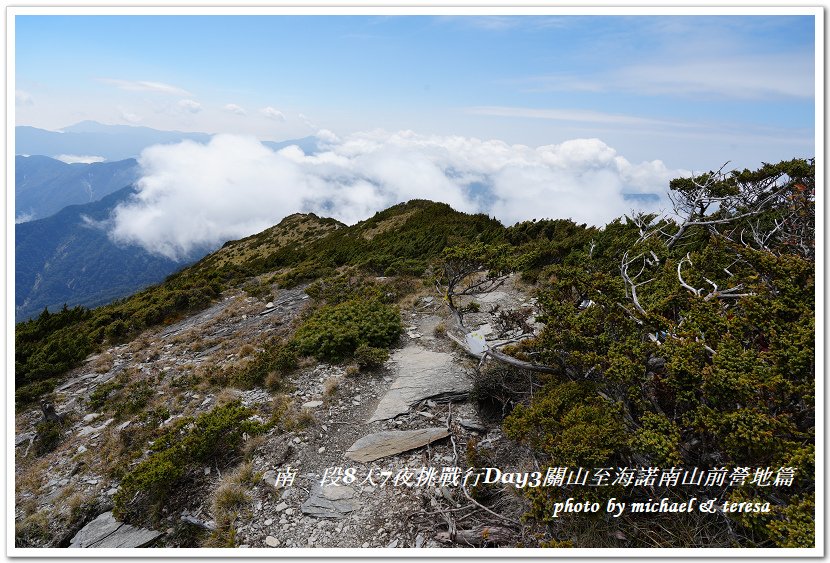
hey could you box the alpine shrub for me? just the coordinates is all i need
[292,299,402,362]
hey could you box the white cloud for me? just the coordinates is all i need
[15,212,35,224]
[614,56,814,99]
[299,113,317,129]
[524,55,813,100]
[118,107,142,123]
[439,15,570,31]
[223,103,247,115]
[99,78,192,97]
[16,89,34,106]
[108,131,683,261]
[467,106,686,128]
[261,106,286,121]
[177,99,202,113]
[54,154,106,164]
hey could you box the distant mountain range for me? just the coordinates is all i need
[16,155,139,223]
[15,186,197,321]
[14,121,326,319]
[16,121,322,162]
[16,121,213,162]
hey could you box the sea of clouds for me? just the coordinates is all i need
[108,131,685,261]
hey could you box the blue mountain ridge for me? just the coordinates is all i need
[15,186,204,321]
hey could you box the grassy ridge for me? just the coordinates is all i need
[15,200,538,404]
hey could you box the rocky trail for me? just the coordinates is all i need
[15,277,541,549]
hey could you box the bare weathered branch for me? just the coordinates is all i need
[677,254,701,297]
[677,254,753,301]
[620,251,651,317]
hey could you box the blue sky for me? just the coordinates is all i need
[15,13,815,171]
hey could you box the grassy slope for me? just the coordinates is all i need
[15,200,512,404]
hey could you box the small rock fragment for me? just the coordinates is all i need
[301,401,323,409]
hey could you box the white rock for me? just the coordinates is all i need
[77,445,88,454]
[265,535,279,547]
[301,401,323,409]
[318,447,326,454]
[83,413,101,423]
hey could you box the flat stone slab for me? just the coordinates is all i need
[345,427,450,463]
[369,347,471,422]
[77,418,114,437]
[69,511,162,548]
[301,485,359,519]
[55,372,99,392]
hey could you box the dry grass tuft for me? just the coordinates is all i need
[215,387,240,407]
[323,376,340,399]
[90,352,114,374]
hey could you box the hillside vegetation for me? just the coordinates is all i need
[15,186,184,321]
[15,159,815,548]
[15,201,504,404]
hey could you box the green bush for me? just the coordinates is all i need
[113,401,268,523]
[242,278,272,300]
[231,340,297,389]
[15,379,60,408]
[115,381,154,418]
[292,299,402,362]
[503,381,627,467]
[87,377,152,418]
[630,411,682,466]
[87,378,124,410]
[354,344,389,370]
[276,265,336,289]
[33,420,64,457]
[305,273,384,304]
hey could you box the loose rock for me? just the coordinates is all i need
[345,428,450,463]
[300,485,359,519]
[69,512,162,548]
